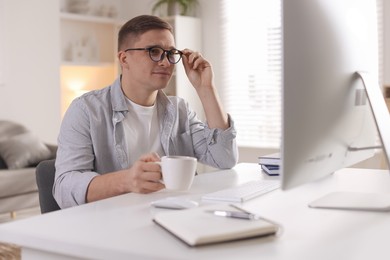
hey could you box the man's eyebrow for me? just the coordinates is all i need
[145,44,160,48]
[145,44,178,49]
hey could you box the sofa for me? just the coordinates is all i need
[0,120,57,217]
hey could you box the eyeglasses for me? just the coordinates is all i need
[124,46,183,64]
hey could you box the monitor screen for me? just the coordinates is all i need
[281,0,386,191]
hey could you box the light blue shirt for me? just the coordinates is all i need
[54,77,238,208]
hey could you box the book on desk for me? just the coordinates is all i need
[258,153,280,165]
[258,153,280,176]
[261,164,280,176]
[153,204,279,246]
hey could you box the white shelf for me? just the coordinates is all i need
[59,0,122,116]
[60,12,118,25]
[61,61,115,67]
[60,11,118,65]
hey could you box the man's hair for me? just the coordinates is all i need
[118,15,173,51]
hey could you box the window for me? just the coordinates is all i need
[221,0,384,149]
[221,0,282,148]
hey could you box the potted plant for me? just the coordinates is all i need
[152,0,199,17]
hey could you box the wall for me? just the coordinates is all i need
[119,0,152,19]
[0,0,4,87]
[385,0,390,85]
[0,0,61,143]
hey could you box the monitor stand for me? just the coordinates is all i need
[308,71,390,212]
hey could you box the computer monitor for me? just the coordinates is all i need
[281,0,390,210]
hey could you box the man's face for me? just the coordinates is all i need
[123,29,176,92]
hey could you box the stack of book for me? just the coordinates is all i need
[258,153,280,176]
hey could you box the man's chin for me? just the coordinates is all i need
[151,84,169,92]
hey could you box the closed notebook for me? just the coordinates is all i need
[258,153,280,166]
[153,204,279,246]
[261,164,280,176]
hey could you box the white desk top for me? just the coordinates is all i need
[1,163,390,260]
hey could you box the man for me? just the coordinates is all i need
[53,15,238,209]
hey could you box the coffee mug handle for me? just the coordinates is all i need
[151,161,164,184]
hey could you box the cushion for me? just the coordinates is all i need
[0,120,28,142]
[0,132,52,169]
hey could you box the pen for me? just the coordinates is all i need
[207,210,261,220]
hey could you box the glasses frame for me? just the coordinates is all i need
[124,46,183,64]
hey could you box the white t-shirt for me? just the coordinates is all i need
[122,98,164,166]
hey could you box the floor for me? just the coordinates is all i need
[0,208,39,260]
[0,242,20,260]
[0,207,41,224]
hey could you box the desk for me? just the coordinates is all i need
[0,163,390,260]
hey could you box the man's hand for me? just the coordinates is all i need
[181,49,214,91]
[179,49,229,130]
[126,152,165,193]
[86,152,164,203]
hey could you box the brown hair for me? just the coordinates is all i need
[118,15,173,51]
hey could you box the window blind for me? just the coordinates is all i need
[221,0,384,149]
[221,0,282,148]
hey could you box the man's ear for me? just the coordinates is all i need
[118,51,130,70]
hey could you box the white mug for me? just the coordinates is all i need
[157,156,197,190]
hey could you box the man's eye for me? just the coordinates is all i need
[150,48,162,56]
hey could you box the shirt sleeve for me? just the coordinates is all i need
[168,95,238,169]
[53,99,99,209]
[193,113,238,169]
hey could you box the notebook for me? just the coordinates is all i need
[258,153,280,166]
[153,204,280,246]
[261,164,280,176]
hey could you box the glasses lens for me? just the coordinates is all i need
[149,47,164,62]
[168,49,182,64]
[148,47,182,64]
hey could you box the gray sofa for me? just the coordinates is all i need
[0,120,57,217]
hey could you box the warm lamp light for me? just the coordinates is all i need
[60,65,117,117]
[67,79,86,92]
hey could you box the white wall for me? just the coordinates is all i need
[0,0,4,87]
[119,0,153,18]
[195,0,224,106]
[0,0,61,143]
[384,0,390,85]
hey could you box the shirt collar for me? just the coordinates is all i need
[111,75,173,114]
